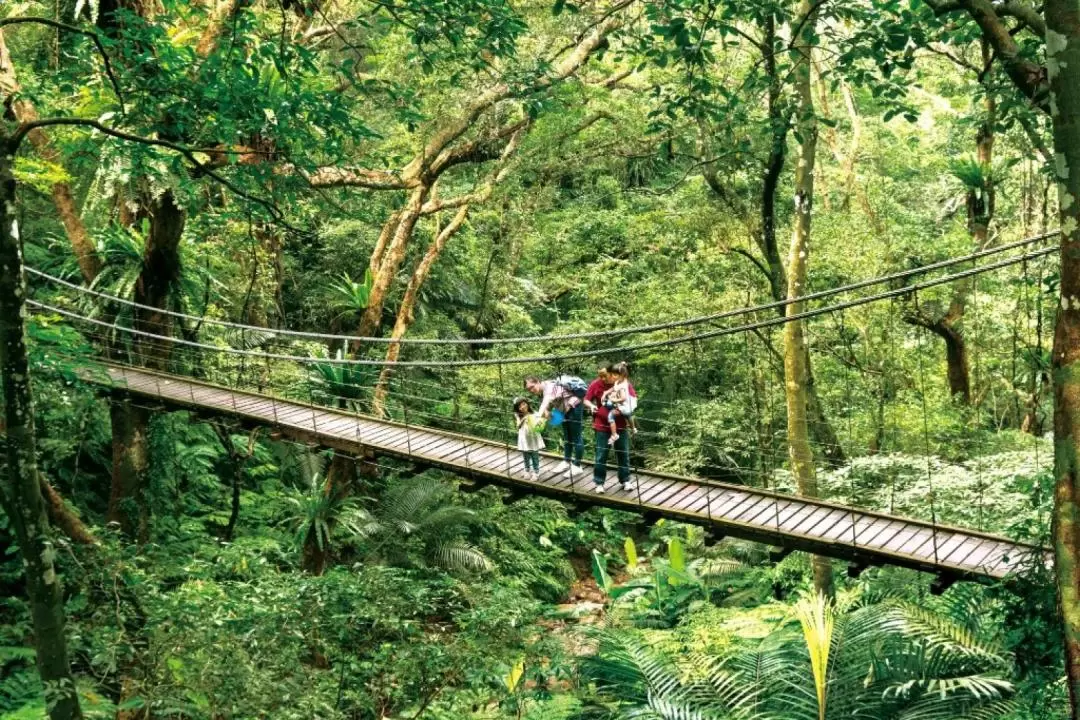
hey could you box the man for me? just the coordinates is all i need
[523,375,584,475]
[584,364,637,494]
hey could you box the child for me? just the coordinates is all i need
[601,362,638,445]
[514,397,545,481]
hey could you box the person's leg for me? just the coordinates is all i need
[593,430,610,487]
[615,430,632,489]
[562,417,572,464]
[521,450,531,473]
[567,404,584,466]
[530,451,540,473]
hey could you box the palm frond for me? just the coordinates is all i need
[431,540,491,572]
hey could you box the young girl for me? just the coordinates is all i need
[601,362,638,445]
[514,397,545,481]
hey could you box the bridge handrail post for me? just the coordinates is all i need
[308,385,319,435]
[402,397,414,456]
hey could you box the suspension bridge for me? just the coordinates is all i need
[24,232,1060,585]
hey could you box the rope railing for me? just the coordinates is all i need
[26,229,1059,348]
[27,244,1059,368]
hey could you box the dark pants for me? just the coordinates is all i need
[594,429,630,486]
[521,450,540,472]
[562,404,584,466]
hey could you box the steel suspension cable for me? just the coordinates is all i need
[27,245,1059,368]
[25,230,1060,347]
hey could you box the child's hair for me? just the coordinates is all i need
[610,361,629,379]
[512,396,531,416]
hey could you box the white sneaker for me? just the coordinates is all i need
[529,471,539,481]
[621,480,638,493]
[552,461,570,474]
[563,463,579,476]
[593,483,606,494]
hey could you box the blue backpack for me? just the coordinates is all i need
[555,375,589,399]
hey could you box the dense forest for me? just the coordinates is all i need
[2,0,1080,718]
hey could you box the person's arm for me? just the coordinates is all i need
[536,382,555,416]
[584,379,602,412]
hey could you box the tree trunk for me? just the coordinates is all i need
[354,186,429,342]
[107,190,185,540]
[39,476,97,545]
[783,0,833,599]
[753,18,844,467]
[372,205,470,415]
[0,144,83,720]
[107,396,150,542]
[1047,1,1080,715]
[913,41,996,405]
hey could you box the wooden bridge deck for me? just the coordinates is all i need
[102,365,1046,581]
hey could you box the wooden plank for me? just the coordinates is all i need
[361,425,413,450]
[706,489,746,517]
[271,405,315,425]
[714,492,757,520]
[792,506,843,537]
[975,544,1012,573]
[777,503,822,532]
[438,440,482,468]
[664,483,702,511]
[641,479,683,505]
[468,447,512,474]
[650,481,694,508]
[773,499,816,529]
[313,416,358,437]
[853,517,897,546]
[943,537,989,566]
[734,497,778,525]
[898,526,941,561]
[906,531,952,561]
[628,472,666,498]
[815,511,857,542]
[406,432,456,456]
[414,435,461,460]
[960,541,1009,572]
[858,520,907,550]
[924,533,969,565]
[675,486,712,514]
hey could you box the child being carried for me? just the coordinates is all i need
[601,362,638,445]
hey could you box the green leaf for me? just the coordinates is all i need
[624,536,638,570]
[668,537,685,574]
[592,549,613,594]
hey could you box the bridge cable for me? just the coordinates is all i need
[27,245,1057,368]
[24,230,1060,347]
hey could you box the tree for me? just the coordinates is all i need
[783,0,833,599]
[1046,0,1080,712]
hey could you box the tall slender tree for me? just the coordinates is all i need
[783,0,833,598]
[1046,0,1080,711]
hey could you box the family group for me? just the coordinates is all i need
[512,362,638,494]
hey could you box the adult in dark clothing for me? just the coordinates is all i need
[584,366,637,494]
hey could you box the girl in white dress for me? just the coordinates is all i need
[514,397,545,481]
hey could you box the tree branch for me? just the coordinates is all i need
[731,247,772,281]
[993,0,1046,36]
[922,0,1048,111]
[11,118,298,231]
[0,16,125,113]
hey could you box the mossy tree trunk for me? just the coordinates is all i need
[783,0,833,599]
[0,141,83,719]
[1047,0,1080,715]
